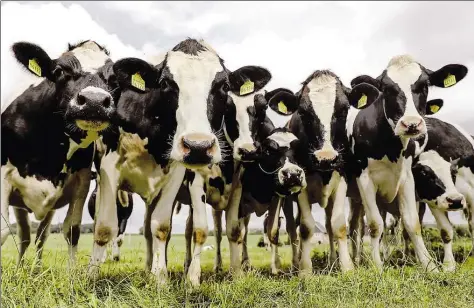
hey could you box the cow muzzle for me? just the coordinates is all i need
[278,166,306,195]
[396,116,425,137]
[438,193,466,211]
[69,87,114,132]
[313,148,339,171]
[179,133,219,167]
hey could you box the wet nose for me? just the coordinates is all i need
[400,117,423,134]
[181,133,217,163]
[77,90,111,108]
[447,195,465,210]
[314,149,338,162]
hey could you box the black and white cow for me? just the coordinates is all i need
[346,55,468,271]
[88,38,271,286]
[87,171,133,262]
[265,70,381,275]
[1,40,118,266]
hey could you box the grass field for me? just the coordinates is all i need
[2,233,474,307]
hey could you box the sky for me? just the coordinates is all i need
[2,1,473,233]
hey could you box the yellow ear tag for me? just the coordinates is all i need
[357,94,367,108]
[443,74,456,87]
[278,101,288,114]
[28,59,41,77]
[430,104,440,114]
[131,73,145,91]
[240,80,255,95]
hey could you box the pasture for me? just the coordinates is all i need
[1,233,474,307]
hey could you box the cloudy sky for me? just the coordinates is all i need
[2,1,473,233]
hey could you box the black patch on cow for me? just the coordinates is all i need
[172,38,207,56]
[65,225,81,246]
[209,177,225,195]
[201,195,206,203]
[412,164,446,201]
[402,139,417,159]
[185,171,196,185]
[320,172,333,186]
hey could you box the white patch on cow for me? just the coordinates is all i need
[146,52,167,66]
[346,107,360,153]
[66,132,98,160]
[367,155,410,203]
[71,41,109,73]
[81,86,110,96]
[417,150,464,209]
[3,160,66,220]
[202,245,215,251]
[268,131,297,148]
[230,90,265,159]
[167,46,223,164]
[386,55,424,136]
[306,74,337,153]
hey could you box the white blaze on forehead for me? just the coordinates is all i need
[167,49,223,137]
[230,90,264,146]
[306,74,337,151]
[418,150,456,190]
[268,131,297,148]
[386,55,422,119]
[71,41,109,73]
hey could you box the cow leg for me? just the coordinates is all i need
[212,209,223,273]
[150,164,185,285]
[431,208,455,272]
[329,178,354,272]
[13,208,31,266]
[144,201,156,271]
[89,152,120,278]
[226,167,245,274]
[398,174,437,272]
[34,210,55,268]
[242,214,251,270]
[271,241,281,275]
[465,194,474,256]
[356,171,384,269]
[283,198,299,272]
[263,228,271,251]
[379,209,391,262]
[112,232,124,262]
[1,167,13,245]
[324,204,337,268]
[348,198,364,266]
[184,206,193,274]
[297,189,316,277]
[64,168,90,268]
[186,172,208,287]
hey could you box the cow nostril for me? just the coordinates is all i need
[77,94,86,106]
[103,96,111,108]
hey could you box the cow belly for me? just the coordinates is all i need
[5,162,66,220]
[367,156,409,203]
[306,172,342,208]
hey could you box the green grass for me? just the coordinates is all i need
[2,234,474,307]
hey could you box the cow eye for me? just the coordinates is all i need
[160,78,175,91]
[221,83,230,93]
[53,67,64,80]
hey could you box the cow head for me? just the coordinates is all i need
[413,150,466,211]
[351,55,467,139]
[12,40,118,137]
[225,66,272,161]
[114,39,247,169]
[258,128,306,196]
[267,71,380,171]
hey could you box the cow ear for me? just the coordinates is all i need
[229,66,272,96]
[350,75,380,89]
[12,42,54,80]
[348,82,381,109]
[113,57,160,92]
[265,88,299,116]
[429,64,468,88]
[426,99,444,115]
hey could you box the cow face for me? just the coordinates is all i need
[226,66,272,161]
[114,39,244,168]
[12,40,118,136]
[267,71,380,171]
[258,129,306,196]
[412,150,466,211]
[352,55,467,139]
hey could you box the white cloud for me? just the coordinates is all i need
[2,1,473,234]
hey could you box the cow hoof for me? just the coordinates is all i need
[213,265,223,273]
[87,265,100,280]
[113,256,120,262]
[154,269,168,286]
[187,261,201,287]
[442,263,456,272]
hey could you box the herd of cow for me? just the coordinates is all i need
[1,38,473,287]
